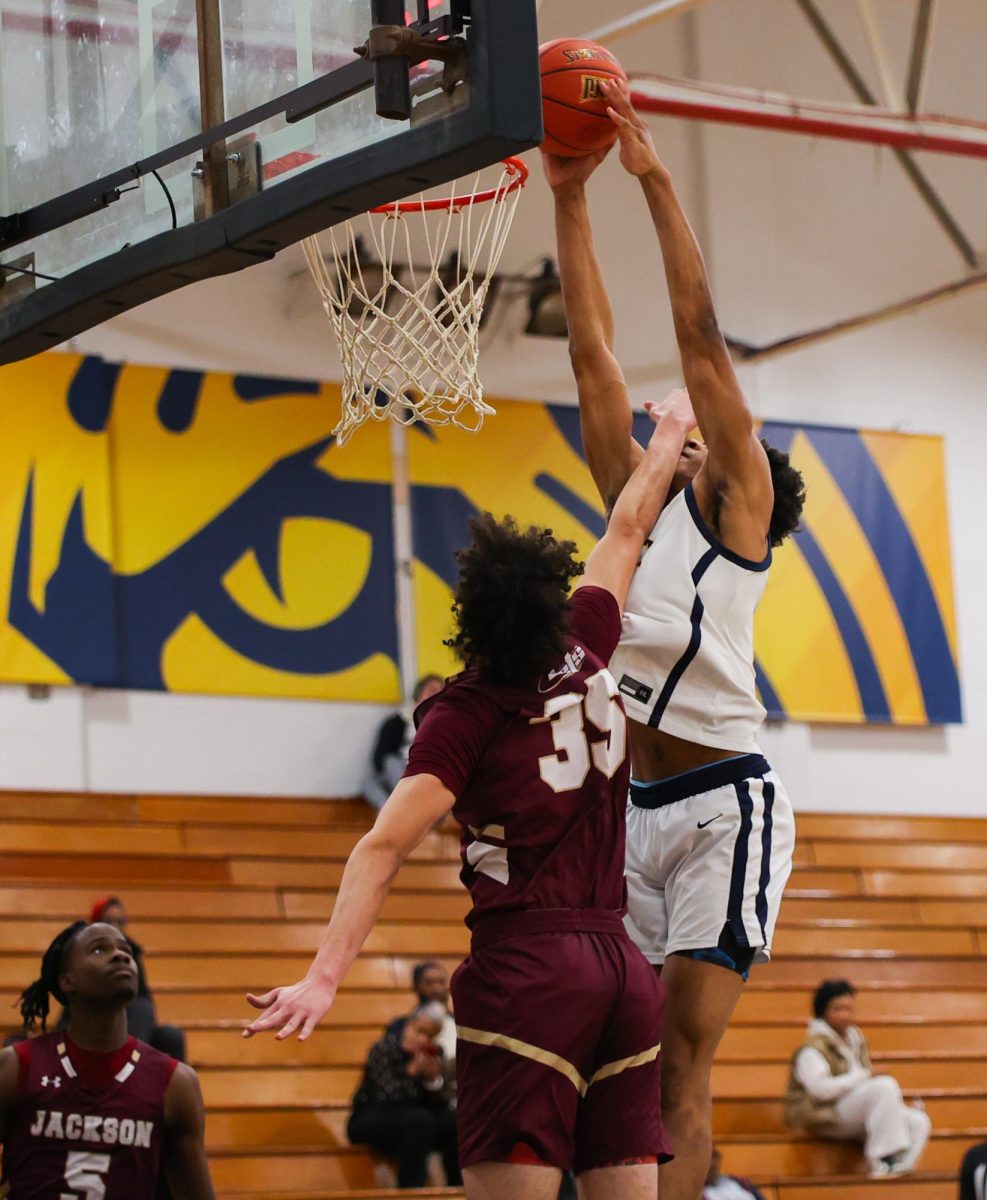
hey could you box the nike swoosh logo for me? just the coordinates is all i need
[697,814,723,829]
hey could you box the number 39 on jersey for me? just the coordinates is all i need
[532,669,626,793]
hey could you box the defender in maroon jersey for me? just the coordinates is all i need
[245,394,696,1200]
[0,921,215,1200]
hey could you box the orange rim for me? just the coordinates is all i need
[369,156,529,215]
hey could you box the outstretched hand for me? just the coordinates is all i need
[540,142,614,192]
[601,78,664,179]
[645,389,696,441]
[243,976,337,1042]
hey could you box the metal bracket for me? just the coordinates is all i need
[356,27,469,92]
[0,253,37,307]
[193,136,261,222]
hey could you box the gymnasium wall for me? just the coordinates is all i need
[0,307,979,816]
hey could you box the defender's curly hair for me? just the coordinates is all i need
[18,921,86,1033]
[763,440,806,547]
[445,513,584,687]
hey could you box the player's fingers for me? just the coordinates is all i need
[601,76,633,113]
[243,1003,288,1036]
[606,106,632,129]
[298,1014,319,1042]
[275,1011,304,1042]
[245,989,279,1010]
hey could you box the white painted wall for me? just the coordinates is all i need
[0,684,387,798]
[2,0,985,815]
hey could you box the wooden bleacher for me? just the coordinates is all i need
[0,792,984,1199]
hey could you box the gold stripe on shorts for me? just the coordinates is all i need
[588,1042,662,1088]
[457,1025,589,1096]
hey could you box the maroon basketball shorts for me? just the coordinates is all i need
[451,909,671,1174]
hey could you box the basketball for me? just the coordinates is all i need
[539,38,628,157]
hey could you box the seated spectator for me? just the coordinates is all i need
[784,979,931,1178]
[363,675,444,810]
[347,1005,460,1188]
[704,1145,766,1199]
[388,961,456,1070]
[959,1140,987,1200]
[90,897,187,1062]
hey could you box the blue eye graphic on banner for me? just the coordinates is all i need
[0,353,962,725]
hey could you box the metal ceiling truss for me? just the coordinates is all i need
[564,0,983,360]
[905,0,937,115]
[587,0,716,45]
[793,0,977,269]
[579,0,978,269]
[727,266,987,364]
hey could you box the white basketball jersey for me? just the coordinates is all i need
[611,483,770,753]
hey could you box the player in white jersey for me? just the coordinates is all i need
[544,78,806,1200]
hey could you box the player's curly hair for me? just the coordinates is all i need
[18,921,87,1033]
[445,513,584,687]
[762,440,806,547]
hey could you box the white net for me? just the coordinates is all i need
[302,159,526,445]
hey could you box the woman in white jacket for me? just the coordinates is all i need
[784,980,931,1178]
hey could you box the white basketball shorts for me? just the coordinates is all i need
[624,753,795,968]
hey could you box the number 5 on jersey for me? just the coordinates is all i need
[61,1150,111,1200]
[533,669,626,792]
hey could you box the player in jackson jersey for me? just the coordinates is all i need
[546,79,806,1200]
[243,395,698,1200]
[0,921,215,1200]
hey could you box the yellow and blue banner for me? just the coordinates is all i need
[0,354,399,702]
[0,353,962,724]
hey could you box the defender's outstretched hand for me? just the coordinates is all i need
[601,78,664,179]
[645,388,695,437]
[540,143,613,192]
[243,977,336,1042]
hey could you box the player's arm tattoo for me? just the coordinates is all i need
[639,169,769,499]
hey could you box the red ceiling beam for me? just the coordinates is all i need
[630,77,987,161]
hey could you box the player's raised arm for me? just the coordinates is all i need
[163,1064,216,1200]
[243,773,456,1041]
[544,149,644,513]
[602,78,773,532]
[579,389,694,611]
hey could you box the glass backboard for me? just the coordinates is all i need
[0,0,541,363]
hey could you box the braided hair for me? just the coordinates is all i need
[18,921,87,1033]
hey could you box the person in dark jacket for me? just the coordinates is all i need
[959,1141,987,1200]
[347,1006,460,1188]
[90,897,186,1062]
[363,675,444,810]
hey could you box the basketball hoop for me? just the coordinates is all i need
[302,157,528,445]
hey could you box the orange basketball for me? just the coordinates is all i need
[539,38,628,157]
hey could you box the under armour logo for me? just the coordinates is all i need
[41,1075,62,1088]
[540,646,586,692]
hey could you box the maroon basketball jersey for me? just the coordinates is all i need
[2,1031,177,1199]
[406,585,630,927]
